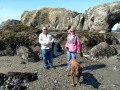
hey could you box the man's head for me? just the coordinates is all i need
[42,26,48,34]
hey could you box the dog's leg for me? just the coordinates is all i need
[66,66,71,76]
[77,68,82,86]
[77,76,80,86]
[71,76,75,86]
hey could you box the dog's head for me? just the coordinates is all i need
[71,65,79,76]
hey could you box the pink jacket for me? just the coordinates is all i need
[65,34,80,52]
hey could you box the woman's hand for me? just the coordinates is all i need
[65,46,68,50]
[77,50,80,53]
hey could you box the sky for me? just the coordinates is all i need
[0,0,119,29]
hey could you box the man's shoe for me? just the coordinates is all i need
[44,66,49,69]
[49,65,53,68]
[49,65,56,69]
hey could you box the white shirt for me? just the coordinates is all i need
[39,32,54,49]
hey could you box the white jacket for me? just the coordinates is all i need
[39,32,54,49]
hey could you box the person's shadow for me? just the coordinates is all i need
[81,72,101,88]
[82,64,106,71]
[80,64,106,88]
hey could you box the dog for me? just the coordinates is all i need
[66,59,82,86]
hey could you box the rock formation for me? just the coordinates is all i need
[117,22,120,32]
[89,42,118,60]
[83,1,120,32]
[0,19,21,31]
[21,1,120,32]
[21,8,84,30]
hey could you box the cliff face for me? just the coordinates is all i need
[21,8,84,30]
[21,1,120,32]
[83,1,120,32]
[117,23,120,32]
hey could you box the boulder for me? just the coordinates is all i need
[89,42,118,60]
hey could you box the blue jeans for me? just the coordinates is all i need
[67,51,76,66]
[41,48,53,68]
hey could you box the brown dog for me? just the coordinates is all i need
[66,59,82,86]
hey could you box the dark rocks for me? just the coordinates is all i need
[0,73,7,86]
[2,71,38,90]
[0,19,21,30]
[55,32,119,59]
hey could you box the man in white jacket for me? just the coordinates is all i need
[39,26,54,69]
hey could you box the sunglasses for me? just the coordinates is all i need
[43,29,47,30]
[70,31,74,32]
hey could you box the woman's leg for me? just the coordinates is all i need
[67,51,71,66]
[71,52,77,59]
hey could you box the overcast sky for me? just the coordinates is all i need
[0,0,118,29]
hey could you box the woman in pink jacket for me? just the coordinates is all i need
[65,27,80,66]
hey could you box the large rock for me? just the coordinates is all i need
[83,1,120,32]
[21,8,84,30]
[89,42,118,60]
[0,19,21,31]
[117,23,120,32]
[21,1,120,32]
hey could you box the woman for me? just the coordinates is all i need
[65,27,80,66]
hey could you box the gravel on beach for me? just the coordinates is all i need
[0,51,120,90]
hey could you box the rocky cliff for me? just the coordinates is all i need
[117,23,120,32]
[21,8,83,30]
[83,1,120,32]
[21,1,120,32]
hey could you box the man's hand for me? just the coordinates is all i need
[47,42,52,45]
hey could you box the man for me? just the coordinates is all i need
[39,26,54,69]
